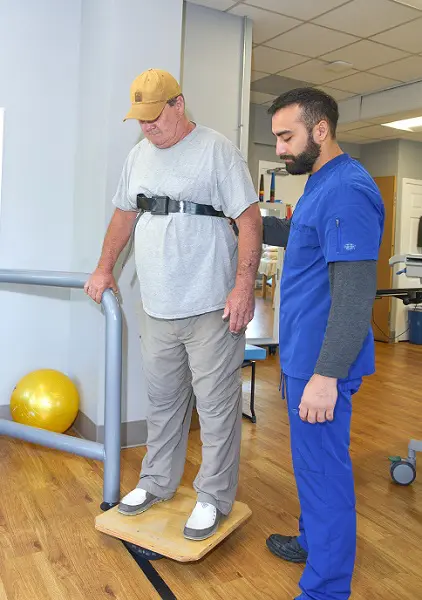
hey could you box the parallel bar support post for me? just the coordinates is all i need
[102,290,123,507]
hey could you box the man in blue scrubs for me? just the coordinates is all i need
[262,88,385,600]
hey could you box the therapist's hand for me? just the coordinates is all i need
[299,374,338,424]
[223,285,255,334]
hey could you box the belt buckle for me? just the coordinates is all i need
[136,193,148,210]
[151,196,169,215]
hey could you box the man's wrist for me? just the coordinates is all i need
[312,372,338,385]
[235,274,255,290]
[96,262,114,275]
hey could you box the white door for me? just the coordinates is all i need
[393,178,422,341]
[246,161,307,346]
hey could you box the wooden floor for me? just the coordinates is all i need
[1,342,422,599]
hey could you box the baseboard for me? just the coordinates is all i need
[0,405,11,419]
[96,418,148,448]
[73,411,147,448]
[72,410,97,442]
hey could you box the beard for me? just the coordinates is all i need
[280,135,321,175]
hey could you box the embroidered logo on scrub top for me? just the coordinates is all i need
[344,243,356,251]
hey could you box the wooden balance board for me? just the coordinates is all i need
[95,486,252,562]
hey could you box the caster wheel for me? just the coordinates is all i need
[390,459,416,486]
[100,501,119,511]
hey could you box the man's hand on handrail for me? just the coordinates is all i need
[84,268,118,304]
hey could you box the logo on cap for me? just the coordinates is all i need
[134,91,142,103]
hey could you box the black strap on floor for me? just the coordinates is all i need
[123,541,177,599]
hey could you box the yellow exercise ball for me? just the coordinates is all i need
[10,369,79,433]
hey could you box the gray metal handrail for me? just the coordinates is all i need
[0,269,122,508]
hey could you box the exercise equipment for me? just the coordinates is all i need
[242,343,267,423]
[375,254,422,486]
[10,368,79,433]
[0,269,122,509]
[95,486,251,562]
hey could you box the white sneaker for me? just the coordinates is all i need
[118,488,168,516]
[183,502,222,541]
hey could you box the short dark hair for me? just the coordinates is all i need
[268,87,339,138]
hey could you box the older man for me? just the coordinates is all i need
[85,68,262,541]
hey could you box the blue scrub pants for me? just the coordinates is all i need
[284,375,362,600]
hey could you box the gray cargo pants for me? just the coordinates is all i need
[137,305,246,516]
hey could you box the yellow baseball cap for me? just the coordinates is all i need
[124,69,182,122]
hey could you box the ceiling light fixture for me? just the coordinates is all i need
[382,116,422,132]
[325,60,354,73]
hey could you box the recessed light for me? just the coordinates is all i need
[325,60,354,73]
[382,116,422,132]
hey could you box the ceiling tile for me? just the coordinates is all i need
[327,71,401,93]
[228,4,301,44]
[398,131,422,142]
[337,131,368,142]
[337,121,376,132]
[266,23,359,57]
[187,0,237,9]
[313,85,355,100]
[280,59,355,84]
[368,107,422,124]
[370,55,422,82]
[251,70,270,82]
[314,0,421,37]
[252,46,308,73]
[371,17,422,53]
[243,0,351,21]
[252,73,311,94]
[250,91,277,104]
[320,40,410,71]
[355,124,401,138]
[389,0,422,9]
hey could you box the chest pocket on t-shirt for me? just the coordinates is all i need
[285,221,320,267]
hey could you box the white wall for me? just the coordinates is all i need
[69,0,184,427]
[0,0,252,436]
[0,0,82,408]
[181,2,250,149]
[359,139,399,178]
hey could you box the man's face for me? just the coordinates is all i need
[139,96,184,149]
[272,104,321,175]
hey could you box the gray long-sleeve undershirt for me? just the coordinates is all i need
[263,216,377,379]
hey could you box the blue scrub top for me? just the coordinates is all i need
[278,153,385,382]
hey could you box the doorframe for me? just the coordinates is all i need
[372,175,397,342]
[391,177,422,341]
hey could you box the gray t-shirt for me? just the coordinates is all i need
[112,124,258,319]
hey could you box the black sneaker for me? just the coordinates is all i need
[266,534,308,563]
